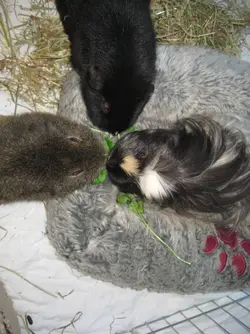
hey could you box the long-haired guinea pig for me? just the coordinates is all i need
[55,0,156,134]
[0,112,105,203]
[107,116,250,218]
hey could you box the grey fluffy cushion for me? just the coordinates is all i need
[46,45,250,294]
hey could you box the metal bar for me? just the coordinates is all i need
[222,306,250,330]
[203,312,231,334]
[130,290,250,334]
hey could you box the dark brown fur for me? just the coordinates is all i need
[0,112,106,203]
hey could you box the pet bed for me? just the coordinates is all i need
[46,45,250,294]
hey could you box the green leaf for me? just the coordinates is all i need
[128,200,144,215]
[104,136,115,152]
[116,193,133,205]
[91,169,107,185]
[125,125,137,133]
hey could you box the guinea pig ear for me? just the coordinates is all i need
[67,136,82,144]
[69,167,84,178]
[87,66,104,91]
[168,124,186,149]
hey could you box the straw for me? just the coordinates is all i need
[0,0,250,113]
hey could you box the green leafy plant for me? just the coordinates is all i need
[90,127,191,264]
[90,128,191,265]
[104,136,115,152]
[91,126,136,185]
[117,193,192,265]
[91,136,114,185]
[123,125,136,133]
[91,169,107,185]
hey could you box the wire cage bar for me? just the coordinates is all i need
[127,290,250,334]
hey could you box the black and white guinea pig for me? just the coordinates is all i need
[107,116,250,215]
[0,112,105,203]
[55,0,156,134]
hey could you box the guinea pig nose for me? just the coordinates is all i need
[104,102,109,109]
[103,102,110,114]
[107,161,115,168]
[107,157,117,169]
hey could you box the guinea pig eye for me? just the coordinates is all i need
[69,168,83,177]
[102,102,110,114]
[137,151,147,160]
[67,136,82,143]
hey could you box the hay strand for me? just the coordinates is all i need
[151,0,250,57]
[0,226,8,241]
[0,265,58,298]
[0,0,250,114]
[49,311,83,334]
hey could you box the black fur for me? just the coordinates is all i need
[107,116,250,223]
[55,0,156,134]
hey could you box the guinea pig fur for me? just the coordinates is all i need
[55,0,156,134]
[0,112,106,203]
[107,115,250,223]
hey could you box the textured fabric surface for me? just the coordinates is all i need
[46,45,250,294]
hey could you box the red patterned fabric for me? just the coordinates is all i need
[232,254,246,277]
[217,228,238,250]
[203,228,248,277]
[241,240,250,256]
[216,251,227,273]
[203,236,218,254]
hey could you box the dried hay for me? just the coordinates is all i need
[0,0,250,113]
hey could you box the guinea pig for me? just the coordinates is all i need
[0,112,106,203]
[107,116,250,221]
[55,0,156,134]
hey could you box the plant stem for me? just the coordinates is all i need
[0,226,8,241]
[138,213,192,265]
[0,265,58,298]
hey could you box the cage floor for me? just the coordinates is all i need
[127,290,250,334]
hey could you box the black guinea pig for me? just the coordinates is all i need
[0,112,106,203]
[107,116,250,218]
[55,0,156,134]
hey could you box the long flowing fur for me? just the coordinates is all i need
[107,116,250,226]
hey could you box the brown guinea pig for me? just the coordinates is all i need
[0,112,106,203]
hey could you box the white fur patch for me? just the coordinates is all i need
[139,169,174,200]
